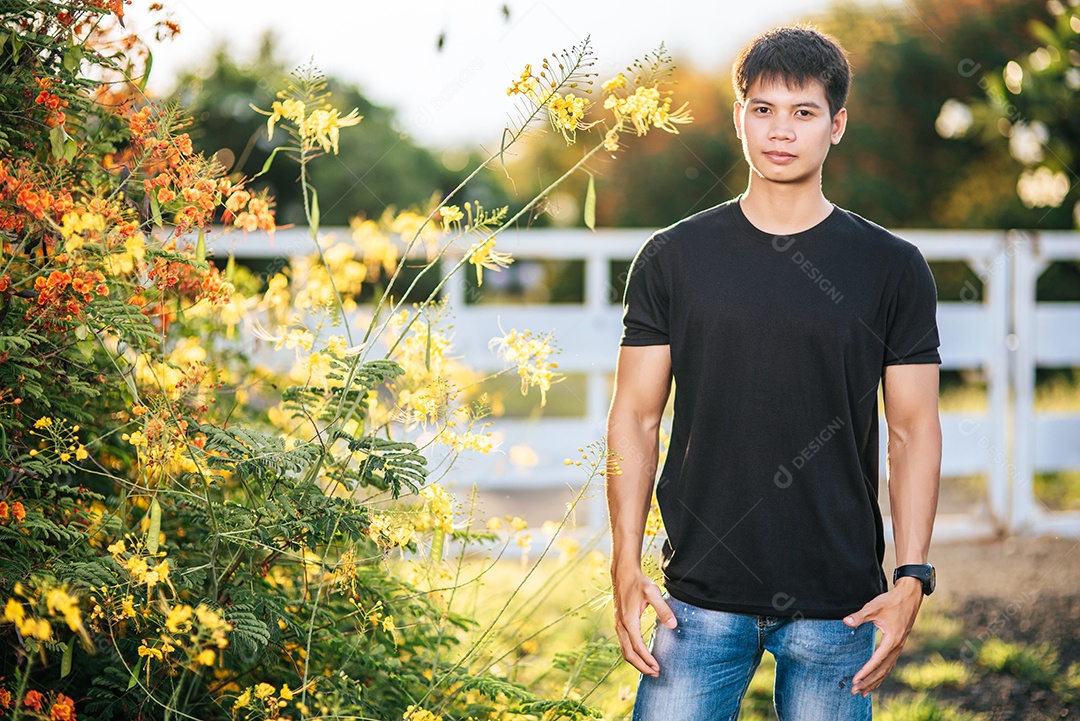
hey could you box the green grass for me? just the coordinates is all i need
[975,637,1060,687]
[895,654,973,690]
[908,607,967,654]
[876,693,985,721]
[1035,470,1080,511]
[738,653,776,718]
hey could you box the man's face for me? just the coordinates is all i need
[733,77,846,186]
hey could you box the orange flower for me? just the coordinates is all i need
[157,187,176,203]
[11,502,24,522]
[0,686,12,709]
[71,276,93,296]
[175,133,192,155]
[129,107,153,138]
[0,501,8,520]
[23,690,43,711]
[49,693,76,721]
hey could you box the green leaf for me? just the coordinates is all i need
[149,190,163,228]
[61,639,73,677]
[50,125,66,161]
[195,229,206,263]
[74,324,89,341]
[431,527,444,563]
[127,657,143,690]
[259,145,284,176]
[309,187,320,239]
[146,499,161,555]
[63,139,77,163]
[138,48,153,93]
[584,175,596,230]
[424,318,432,371]
[76,338,94,361]
[225,254,236,282]
[1029,20,1060,50]
[0,33,8,54]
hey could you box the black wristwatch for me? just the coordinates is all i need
[893,564,936,595]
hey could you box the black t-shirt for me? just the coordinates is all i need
[620,199,941,619]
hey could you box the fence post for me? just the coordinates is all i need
[981,233,1012,533]
[1009,231,1045,533]
[585,250,613,529]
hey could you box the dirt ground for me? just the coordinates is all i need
[881,535,1080,720]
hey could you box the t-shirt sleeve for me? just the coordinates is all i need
[620,234,670,346]
[883,247,941,366]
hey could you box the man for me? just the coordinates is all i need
[606,26,942,720]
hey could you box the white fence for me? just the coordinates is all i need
[212,227,1080,538]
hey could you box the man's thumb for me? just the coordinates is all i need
[843,610,865,627]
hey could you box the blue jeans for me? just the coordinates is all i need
[632,596,875,721]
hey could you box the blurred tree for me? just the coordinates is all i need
[506,0,1050,230]
[170,33,510,227]
[819,0,1052,229]
[943,0,1079,228]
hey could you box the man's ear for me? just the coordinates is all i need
[733,101,745,140]
[830,107,847,145]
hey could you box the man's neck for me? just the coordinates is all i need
[739,177,834,236]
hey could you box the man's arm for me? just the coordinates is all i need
[607,344,677,677]
[847,363,942,697]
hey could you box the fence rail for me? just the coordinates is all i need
[212,226,1080,538]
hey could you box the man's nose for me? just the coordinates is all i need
[769,117,795,141]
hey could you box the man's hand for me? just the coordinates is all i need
[843,577,924,696]
[612,567,677,677]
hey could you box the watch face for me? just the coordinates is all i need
[927,566,936,594]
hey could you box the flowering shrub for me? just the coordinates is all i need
[0,3,690,719]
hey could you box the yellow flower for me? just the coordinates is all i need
[603,127,621,152]
[602,73,627,93]
[326,335,347,358]
[165,604,193,634]
[34,417,53,429]
[404,706,443,721]
[122,431,148,447]
[468,237,513,286]
[196,649,216,666]
[138,641,163,661]
[75,445,88,461]
[4,598,25,624]
[506,64,539,98]
[382,615,395,632]
[485,517,503,531]
[420,485,454,533]
[606,85,692,136]
[279,685,294,701]
[107,539,126,556]
[546,92,591,142]
[234,689,252,710]
[488,329,561,406]
[45,588,83,632]
[303,107,363,154]
[509,516,528,532]
[254,682,276,700]
[121,595,136,619]
[439,205,463,232]
[264,98,305,141]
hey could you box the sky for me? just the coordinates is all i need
[126,0,889,149]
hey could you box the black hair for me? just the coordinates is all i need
[732,26,851,117]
